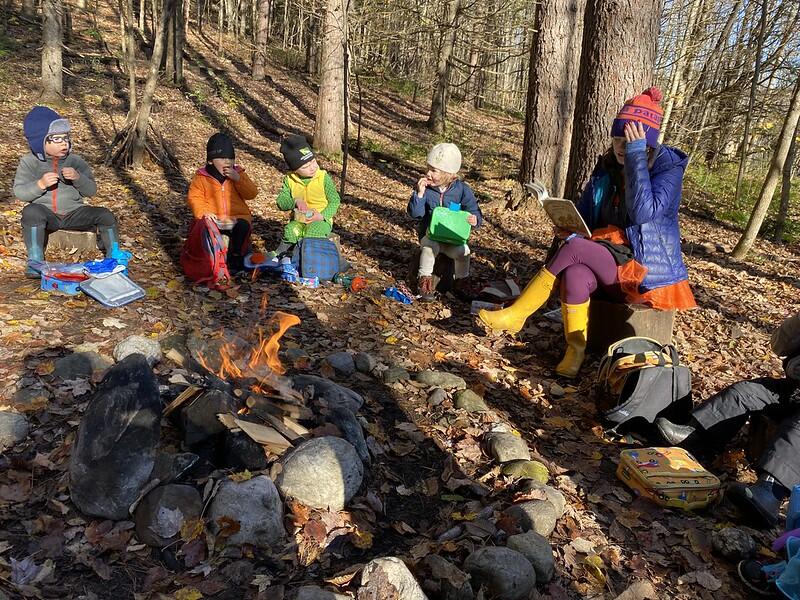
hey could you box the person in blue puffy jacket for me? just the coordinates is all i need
[407,143,482,301]
[479,87,696,378]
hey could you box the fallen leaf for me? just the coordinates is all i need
[102,317,126,329]
[229,469,253,482]
[180,518,205,542]
[349,529,373,549]
[174,588,203,600]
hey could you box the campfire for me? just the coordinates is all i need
[165,310,312,459]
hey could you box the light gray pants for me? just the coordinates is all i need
[418,235,470,279]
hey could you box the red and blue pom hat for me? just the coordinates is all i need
[610,87,664,148]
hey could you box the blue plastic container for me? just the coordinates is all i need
[787,485,800,532]
[41,274,83,295]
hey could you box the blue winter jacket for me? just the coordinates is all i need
[576,139,690,290]
[407,179,483,240]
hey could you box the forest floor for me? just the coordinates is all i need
[1,4,800,600]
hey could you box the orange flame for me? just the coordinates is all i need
[247,311,300,375]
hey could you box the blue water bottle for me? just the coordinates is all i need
[787,484,800,531]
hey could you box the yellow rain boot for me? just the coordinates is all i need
[477,268,557,335]
[555,300,589,378]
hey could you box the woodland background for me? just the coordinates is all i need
[0,0,799,598]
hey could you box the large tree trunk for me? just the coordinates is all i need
[563,0,662,202]
[773,118,798,243]
[41,0,63,102]
[518,0,586,202]
[120,0,138,115]
[733,0,768,209]
[427,0,461,134]
[133,0,172,166]
[732,75,800,259]
[313,0,346,155]
[252,0,270,80]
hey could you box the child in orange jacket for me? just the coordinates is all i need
[186,133,258,273]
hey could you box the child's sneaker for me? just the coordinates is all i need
[737,559,780,596]
[418,275,435,302]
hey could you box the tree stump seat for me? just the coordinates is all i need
[587,299,675,352]
[47,230,99,252]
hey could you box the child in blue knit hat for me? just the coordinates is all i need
[13,106,127,277]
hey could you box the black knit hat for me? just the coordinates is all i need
[206,133,235,161]
[280,134,315,171]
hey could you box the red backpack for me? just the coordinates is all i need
[180,217,231,289]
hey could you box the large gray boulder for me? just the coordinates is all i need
[292,375,364,413]
[415,370,466,390]
[134,484,202,547]
[503,500,558,537]
[69,355,161,520]
[0,412,29,451]
[274,437,363,510]
[359,557,428,600]
[208,476,285,547]
[113,336,162,366]
[507,531,555,583]
[462,546,535,600]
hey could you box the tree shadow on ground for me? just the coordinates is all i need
[185,41,310,141]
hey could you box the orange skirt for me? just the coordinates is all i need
[590,226,697,311]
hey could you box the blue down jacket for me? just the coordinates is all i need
[407,179,483,240]
[576,140,690,290]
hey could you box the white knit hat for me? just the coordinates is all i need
[426,143,462,174]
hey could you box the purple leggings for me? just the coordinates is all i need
[547,237,619,304]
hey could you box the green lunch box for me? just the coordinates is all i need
[427,206,472,245]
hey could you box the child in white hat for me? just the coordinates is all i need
[407,143,482,301]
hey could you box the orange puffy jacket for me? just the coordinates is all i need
[187,166,258,222]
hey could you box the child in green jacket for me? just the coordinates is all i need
[273,135,340,255]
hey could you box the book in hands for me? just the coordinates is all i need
[524,180,591,238]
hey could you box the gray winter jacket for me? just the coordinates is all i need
[13,152,97,214]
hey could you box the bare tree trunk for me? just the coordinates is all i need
[733,0,768,208]
[165,4,175,80]
[563,0,661,202]
[304,13,320,75]
[22,0,35,18]
[132,0,173,167]
[732,75,800,259]
[41,0,63,102]
[252,0,270,80]
[773,118,798,243]
[218,0,223,54]
[313,0,346,155]
[120,0,138,115]
[62,2,72,44]
[518,0,586,203]
[138,0,145,32]
[658,0,701,142]
[427,0,461,134]
[174,0,184,84]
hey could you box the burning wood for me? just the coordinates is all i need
[192,312,304,404]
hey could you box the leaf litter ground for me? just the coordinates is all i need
[0,6,799,600]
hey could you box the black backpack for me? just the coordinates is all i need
[596,336,692,433]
